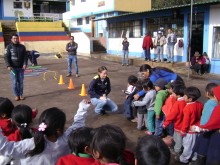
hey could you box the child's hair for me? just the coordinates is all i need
[0,97,14,118]
[98,66,107,73]
[136,135,170,165]
[91,124,127,165]
[28,107,66,156]
[68,127,93,155]
[142,79,154,91]
[128,75,138,86]
[205,83,218,97]
[173,85,186,97]
[184,86,201,102]
[12,104,33,140]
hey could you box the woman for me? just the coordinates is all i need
[88,66,118,115]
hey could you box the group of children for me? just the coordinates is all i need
[0,97,172,165]
[123,70,220,164]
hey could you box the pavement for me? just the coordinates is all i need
[1,53,220,165]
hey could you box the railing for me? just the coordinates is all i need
[16,13,62,22]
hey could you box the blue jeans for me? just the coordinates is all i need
[122,50,129,65]
[154,113,164,136]
[10,68,24,97]
[144,49,151,60]
[91,98,118,114]
[167,44,174,62]
[67,55,78,75]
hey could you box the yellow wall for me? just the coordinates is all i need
[0,43,4,56]
[0,22,2,32]
[22,41,68,54]
[16,21,64,32]
[114,0,151,12]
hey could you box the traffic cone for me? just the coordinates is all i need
[58,75,65,85]
[79,84,87,96]
[68,78,75,89]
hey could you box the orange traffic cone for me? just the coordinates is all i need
[79,84,87,96]
[58,75,65,85]
[68,78,75,89]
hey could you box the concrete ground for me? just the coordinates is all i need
[1,54,220,164]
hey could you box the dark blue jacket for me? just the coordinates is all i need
[88,75,111,99]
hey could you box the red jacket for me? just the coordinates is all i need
[163,97,186,133]
[142,35,153,50]
[7,127,36,142]
[0,119,15,136]
[162,94,177,116]
[199,105,220,130]
[57,154,97,165]
[180,101,203,136]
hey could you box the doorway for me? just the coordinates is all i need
[189,12,204,57]
[91,16,96,37]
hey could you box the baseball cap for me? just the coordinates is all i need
[154,78,167,89]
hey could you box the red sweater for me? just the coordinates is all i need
[142,35,153,50]
[0,119,15,136]
[162,94,177,116]
[163,97,186,132]
[180,101,203,135]
[57,154,97,165]
[199,105,220,130]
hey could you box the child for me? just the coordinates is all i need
[88,66,118,115]
[27,50,40,66]
[0,99,91,165]
[163,84,186,156]
[177,86,203,164]
[135,135,170,165]
[202,52,210,74]
[8,104,36,142]
[123,75,138,120]
[91,124,135,165]
[57,127,97,165]
[133,80,156,133]
[153,78,169,137]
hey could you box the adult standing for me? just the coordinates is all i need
[88,66,118,115]
[4,34,27,101]
[122,37,129,66]
[166,28,177,63]
[142,32,153,61]
[153,31,166,62]
[66,36,79,77]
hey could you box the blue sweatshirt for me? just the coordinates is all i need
[200,99,217,125]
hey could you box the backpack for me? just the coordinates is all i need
[178,39,184,48]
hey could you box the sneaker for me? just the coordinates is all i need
[145,130,153,135]
[15,96,20,101]
[20,96,25,100]
[100,110,106,116]
[126,64,129,66]
[166,61,171,63]
[131,117,138,123]
[122,64,124,66]
[76,74,80,78]
[66,74,71,77]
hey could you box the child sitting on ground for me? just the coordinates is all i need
[133,80,156,133]
[57,127,97,165]
[123,75,138,120]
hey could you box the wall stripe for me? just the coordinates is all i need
[19,36,69,41]
[17,32,67,36]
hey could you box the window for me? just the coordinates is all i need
[85,17,89,24]
[72,0,75,6]
[213,27,220,59]
[146,15,184,37]
[108,20,142,38]
[77,18,83,25]
[81,0,86,2]
[14,2,22,9]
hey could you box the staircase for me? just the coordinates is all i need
[1,21,17,47]
[92,39,106,53]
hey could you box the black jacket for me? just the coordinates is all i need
[4,43,27,68]
[88,75,111,99]
[66,42,78,55]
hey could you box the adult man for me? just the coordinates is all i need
[66,36,79,77]
[27,50,40,66]
[142,32,153,61]
[166,28,177,63]
[153,31,166,62]
[4,34,27,101]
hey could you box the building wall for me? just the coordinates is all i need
[209,4,220,74]
[0,21,4,55]
[114,0,151,12]
[2,0,33,20]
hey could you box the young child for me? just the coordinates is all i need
[88,66,118,115]
[163,84,186,156]
[8,104,36,142]
[0,99,91,165]
[135,135,170,165]
[133,80,156,133]
[91,124,135,165]
[56,127,97,165]
[153,78,169,137]
[177,86,203,164]
[202,52,210,74]
[123,75,138,120]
